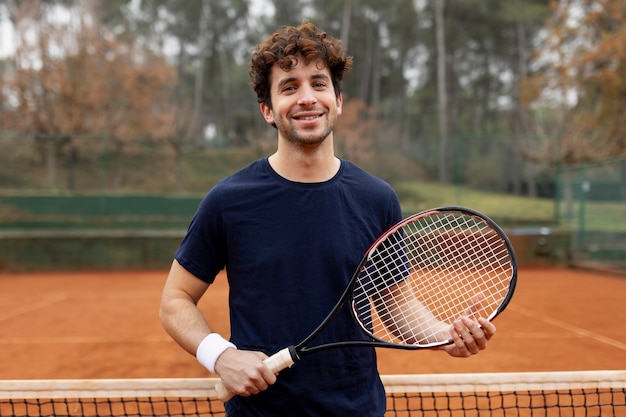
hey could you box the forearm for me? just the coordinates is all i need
[160,260,221,356]
[378,282,450,344]
[384,299,450,344]
[159,294,213,356]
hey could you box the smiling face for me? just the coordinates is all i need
[260,58,343,148]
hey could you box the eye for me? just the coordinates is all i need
[313,81,327,89]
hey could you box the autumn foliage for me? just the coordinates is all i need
[3,1,177,187]
[521,0,626,162]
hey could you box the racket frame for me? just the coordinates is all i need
[289,206,517,359]
[215,206,518,400]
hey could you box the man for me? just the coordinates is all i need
[160,20,496,417]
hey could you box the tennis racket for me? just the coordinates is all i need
[215,206,517,401]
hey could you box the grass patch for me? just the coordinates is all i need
[394,181,626,232]
[395,181,557,227]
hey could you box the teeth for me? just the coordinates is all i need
[298,115,319,120]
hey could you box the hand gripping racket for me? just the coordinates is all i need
[215,206,517,400]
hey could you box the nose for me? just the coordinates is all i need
[297,86,318,107]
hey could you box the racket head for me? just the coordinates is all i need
[350,206,517,349]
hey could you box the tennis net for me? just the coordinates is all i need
[1,371,624,416]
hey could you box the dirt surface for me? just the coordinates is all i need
[0,267,624,380]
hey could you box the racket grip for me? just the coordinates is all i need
[264,346,297,373]
[215,346,297,402]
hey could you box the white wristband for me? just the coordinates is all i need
[196,333,237,374]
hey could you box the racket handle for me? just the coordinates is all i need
[264,346,297,373]
[215,346,297,402]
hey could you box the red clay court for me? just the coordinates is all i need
[0,267,624,380]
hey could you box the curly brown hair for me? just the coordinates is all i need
[249,20,353,107]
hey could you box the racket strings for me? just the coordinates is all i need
[371,233,447,345]
[352,211,514,347]
[416,216,507,304]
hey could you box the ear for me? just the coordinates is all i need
[260,102,275,125]
[336,93,343,116]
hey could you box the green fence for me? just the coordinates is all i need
[0,195,201,230]
[0,193,572,272]
[0,195,204,272]
[555,156,626,271]
[0,229,184,272]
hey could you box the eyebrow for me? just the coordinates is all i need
[276,73,331,91]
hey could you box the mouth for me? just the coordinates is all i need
[292,112,323,121]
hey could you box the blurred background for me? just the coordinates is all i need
[0,0,624,272]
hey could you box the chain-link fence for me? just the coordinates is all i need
[3,130,625,272]
[555,156,626,271]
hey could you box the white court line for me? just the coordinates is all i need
[504,333,586,339]
[510,305,626,351]
[0,293,68,322]
[0,336,172,345]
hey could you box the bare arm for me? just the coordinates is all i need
[376,280,451,345]
[377,280,496,357]
[159,260,276,396]
[159,259,214,355]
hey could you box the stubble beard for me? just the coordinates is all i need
[276,109,337,148]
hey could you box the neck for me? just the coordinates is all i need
[268,144,340,183]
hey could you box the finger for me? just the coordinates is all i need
[478,317,496,338]
[463,317,489,350]
[237,374,269,397]
[251,382,266,394]
[448,326,471,357]
[464,293,486,317]
[454,316,490,354]
[455,319,478,350]
[261,365,278,385]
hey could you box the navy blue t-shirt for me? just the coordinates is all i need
[175,158,402,417]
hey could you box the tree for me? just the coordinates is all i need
[522,0,626,163]
[132,0,255,147]
[5,0,177,189]
[435,0,449,183]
